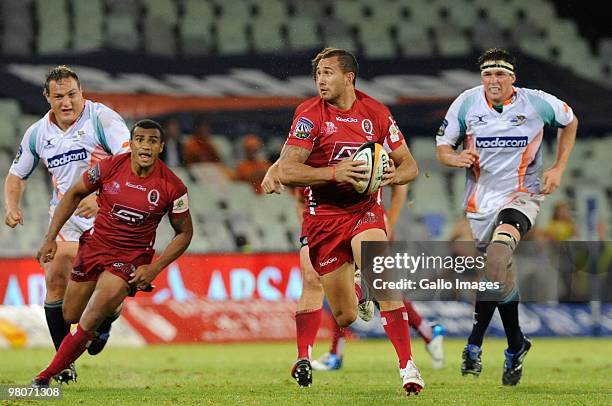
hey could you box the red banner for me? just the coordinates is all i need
[122,299,336,343]
[0,253,302,305]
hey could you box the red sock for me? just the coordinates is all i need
[36,324,93,380]
[381,308,412,369]
[403,301,433,344]
[295,308,322,360]
[330,318,346,356]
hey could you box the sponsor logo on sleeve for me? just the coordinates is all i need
[87,164,100,184]
[475,136,528,148]
[172,193,189,213]
[436,119,448,137]
[13,145,22,164]
[388,116,400,142]
[293,117,314,139]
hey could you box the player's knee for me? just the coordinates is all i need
[334,308,357,327]
[62,305,80,324]
[45,272,69,299]
[485,242,512,282]
[302,270,322,292]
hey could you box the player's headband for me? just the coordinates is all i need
[480,60,514,75]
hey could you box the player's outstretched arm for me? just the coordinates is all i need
[129,212,193,290]
[436,145,479,168]
[385,142,419,186]
[542,116,578,194]
[37,178,93,264]
[3,173,26,228]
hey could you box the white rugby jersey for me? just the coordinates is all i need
[9,100,130,229]
[436,85,574,216]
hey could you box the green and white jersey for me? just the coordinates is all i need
[9,100,130,231]
[436,85,573,217]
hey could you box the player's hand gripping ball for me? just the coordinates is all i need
[352,142,389,195]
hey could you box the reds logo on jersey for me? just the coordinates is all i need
[328,141,362,165]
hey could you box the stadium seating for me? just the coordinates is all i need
[72,0,105,52]
[0,0,608,85]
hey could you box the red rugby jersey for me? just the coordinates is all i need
[284,90,405,215]
[82,153,189,250]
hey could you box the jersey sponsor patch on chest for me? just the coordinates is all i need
[475,136,528,149]
[329,141,362,164]
[47,148,88,168]
[110,204,150,225]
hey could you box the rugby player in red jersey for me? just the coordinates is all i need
[31,119,193,387]
[275,47,423,395]
[261,174,445,374]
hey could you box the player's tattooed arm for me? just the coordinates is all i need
[277,145,369,187]
[277,145,327,186]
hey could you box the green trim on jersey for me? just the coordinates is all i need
[526,93,564,128]
[457,93,478,135]
[93,113,112,153]
[454,93,478,148]
[24,123,41,180]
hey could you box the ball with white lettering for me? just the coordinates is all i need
[352,142,389,195]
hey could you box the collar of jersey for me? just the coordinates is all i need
[485,87,516,110]
[48,99,88,134]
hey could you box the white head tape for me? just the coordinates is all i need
[480,60,514,75]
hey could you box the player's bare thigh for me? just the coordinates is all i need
[319,262,357,327]
[79,271,131,332]
[62,279,96,324]
[297,245,324,311]
[351,228,403,312]
[44,241,79,302]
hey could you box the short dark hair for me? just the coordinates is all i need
[131,119,165,142]
[44,65,80,95]
[311,47,359,85]
[477,48,517,72]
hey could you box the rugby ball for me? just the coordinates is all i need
[352,142,389,195]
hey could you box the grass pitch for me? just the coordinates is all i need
[1,338,611,405]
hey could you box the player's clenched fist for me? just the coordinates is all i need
[36,239,57,264]
[452,150,480,168]
[4,207,24,228]
[129,264,160,291]
[333,158,370,186]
